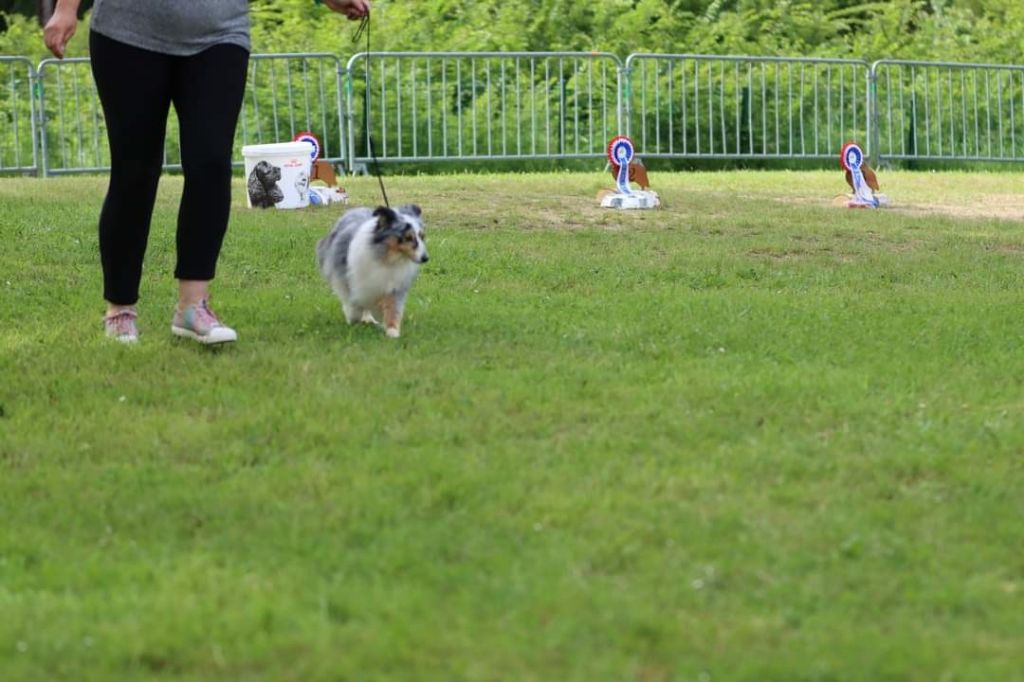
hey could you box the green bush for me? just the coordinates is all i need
[3,3,1021,75]
[2,1,1022,174]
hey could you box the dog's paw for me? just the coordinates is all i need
[360,311,379,325]
[385,327,400,338]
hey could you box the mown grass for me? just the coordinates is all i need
[1,170,1023,681]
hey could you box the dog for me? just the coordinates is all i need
[247,160,284,208]
[294,170,310,204]
[316,204,428,338]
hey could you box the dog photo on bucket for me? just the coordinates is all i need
[247,160,284,208]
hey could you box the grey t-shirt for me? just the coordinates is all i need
[90,0,250,56]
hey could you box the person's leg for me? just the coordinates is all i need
[166,43,248,345]
[89,31,173,318]
[170,43,249,310]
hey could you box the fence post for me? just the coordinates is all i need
[335,61,349,174]
[620,62,631,138]
[35,60,49,178]
[30,62,41,177]
[343,58,357,175]
[868,63,882,166]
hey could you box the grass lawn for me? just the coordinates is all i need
[1,170,1023,681]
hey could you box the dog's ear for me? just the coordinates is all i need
[400,204,422,217]
[373,206,397,231]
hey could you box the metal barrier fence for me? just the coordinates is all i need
[0,56,39,174]
[871,59,1024,164]
[36,57,104,175]
[624,54,870,160]
[31,52,344,175]
[240,53,346,165]
[344,51,623,169]
[4,51,1024,175]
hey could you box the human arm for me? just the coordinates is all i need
[43,0,81,58]
[322,0,371,20]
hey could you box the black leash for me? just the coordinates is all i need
[354,14,390,208]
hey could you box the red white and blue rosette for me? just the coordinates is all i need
[839,141,864,171]
[293,131,321,161]
[607,135,635,194]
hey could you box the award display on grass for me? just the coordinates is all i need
[598,136,660,210]
[837,141,889,208]
[292,131,348,206]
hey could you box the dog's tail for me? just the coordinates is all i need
[315,235,331,274]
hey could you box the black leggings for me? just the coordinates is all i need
[89,31,249,305]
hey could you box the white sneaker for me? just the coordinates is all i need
[171,298,237,345]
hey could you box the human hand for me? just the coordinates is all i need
[43,5,78,59]
[323,0,371,20]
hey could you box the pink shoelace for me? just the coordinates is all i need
[193,299,222,329]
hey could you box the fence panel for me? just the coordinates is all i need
[872,59,1024,164]
[345,51,623,168]
[35,53,345,175]
[624,54,871,160]
[0,56,38,175]
[240,53,346,165]
[36,58,105,175]
[19,51,1024,174]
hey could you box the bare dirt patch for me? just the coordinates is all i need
[892,194,1023,221]
[779,193,1023,221]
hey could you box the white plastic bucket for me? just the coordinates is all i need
[241,141,314,209]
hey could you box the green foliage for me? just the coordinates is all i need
[0,10,91,61]
[1,2,1023,64]
[2,2,1023,174]
[243,0,1024,65]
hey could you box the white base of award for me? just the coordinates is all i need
[600,190,661,210]
[846,193,890,208]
